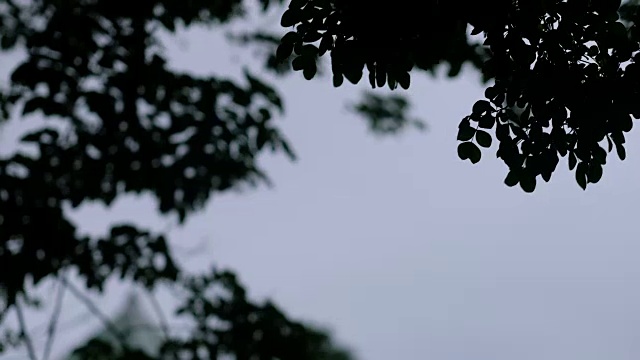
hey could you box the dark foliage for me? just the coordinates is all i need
[349,92,425,136]
[278,0,640,192]
[0,0,293,305]
[0,0,356,358]
[8,0,636,357]
[70,269,352,360]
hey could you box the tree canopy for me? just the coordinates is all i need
[277,0,640,192]
[3,0,640,358]
[0,0,355,358]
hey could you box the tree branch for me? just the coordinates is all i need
[42,278,66,360]
[145,289,170,340]
[15,297,38,360]
[59,277,128,347]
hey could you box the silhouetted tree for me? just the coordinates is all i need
[0,0,357,358]
[278,0,640,192]
[5,0,638,357]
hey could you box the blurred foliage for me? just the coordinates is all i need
[70,269,352,360]
[277,0,640,192]
[10,0,639,357]
[0,0,358,358]
[0,0,292,303]
[349,92,425,136]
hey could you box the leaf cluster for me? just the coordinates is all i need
[278,0,640,191]
[460,0,634,192]
[0,0,293,307]
[276,0,487,88]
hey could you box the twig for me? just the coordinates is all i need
[30,308,91,337]
[42,279,66,360]
[145,289,170,340]
[59,277,128,346]
[15,297,38,360]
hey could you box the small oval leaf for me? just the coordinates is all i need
[475,130,492,148]
[457,142,482,164]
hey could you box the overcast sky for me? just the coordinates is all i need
[2,6,640,360]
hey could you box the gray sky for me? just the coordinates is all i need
[2,6,640,360]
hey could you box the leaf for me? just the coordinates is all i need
[293,43,303,56]
[519,174,536,193]
[478,114,495,129]
[592,145,607,165]
[292,55,305,70]
[576,162,588,190]
[368,63,376,88]
[276,43,294,62]
[504,169,519,187]
[376,67,386,87]
[397,71,410,89]
[472,100,493,115]
[281,9,299,27]
[280,138,297,160]
[475,130,492,148]
[457,119,476,141]
[619,112,633,132]
[281,31,300,44]
[319,33,333,55]
[484,86,499,100]
[303,31,322,42]
[333,73,344,87]
[541,150,559,182]
[611,131,626,145]
[387,74,397,90]
[568,152,577,170]
[457,142,481,164]
[344,63,363,84]
[303,62,317,80]
[588,163,603,183]
[495,122,510,141]
[289,0,307,9]
[301,44,319,57]
[615,142,627,160]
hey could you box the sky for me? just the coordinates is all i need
[2,4,640,360]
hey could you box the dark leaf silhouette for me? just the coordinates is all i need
[278,0,640,191]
